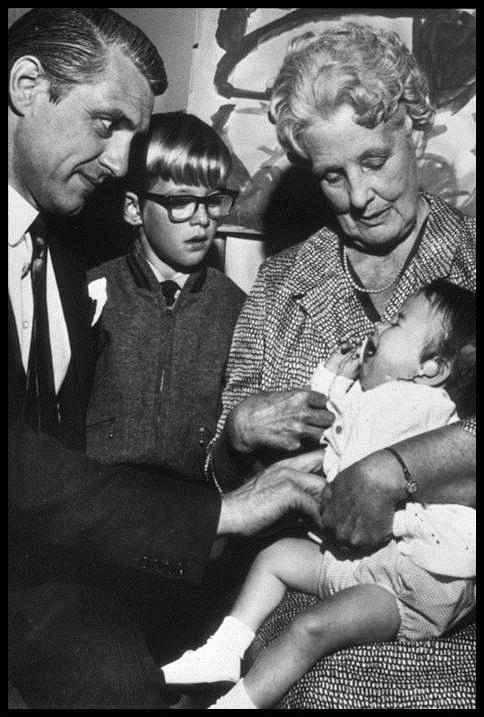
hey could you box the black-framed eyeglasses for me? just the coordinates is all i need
[142,189,238,223]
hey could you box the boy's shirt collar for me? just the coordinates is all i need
[129,243,207,295]
[145,257,190,289]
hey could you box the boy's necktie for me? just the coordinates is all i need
[24,216,60,436]
[161,280,180,308]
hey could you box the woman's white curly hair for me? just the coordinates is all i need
[269,23,435,162]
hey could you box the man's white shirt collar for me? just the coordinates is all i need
[8,185,38,247]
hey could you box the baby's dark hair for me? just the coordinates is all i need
[419,279,475,418]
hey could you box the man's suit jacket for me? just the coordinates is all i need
[9,223,221,592]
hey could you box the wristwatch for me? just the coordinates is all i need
[385,446,419,500]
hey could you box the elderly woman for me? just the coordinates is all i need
[208,23,475,708]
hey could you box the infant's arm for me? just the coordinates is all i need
[324,341,362,380]
[311,341,362,406]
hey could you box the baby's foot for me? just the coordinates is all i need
[161,638,241,685]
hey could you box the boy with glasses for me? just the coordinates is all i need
[86,112,245,481]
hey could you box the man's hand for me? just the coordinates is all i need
[217,450,327,537]
[226,389,334,454]
[320,450,404,553]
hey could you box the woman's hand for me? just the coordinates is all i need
[320,449,403,553]
[320,425,476,554]
[225,389,335,454]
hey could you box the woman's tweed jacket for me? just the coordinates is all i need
[211,194,475,490]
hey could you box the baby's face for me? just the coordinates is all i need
[359,293,443,390]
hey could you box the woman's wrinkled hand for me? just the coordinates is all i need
[320,449,403,554]
[226,389,335,454]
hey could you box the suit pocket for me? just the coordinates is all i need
[86,416,117,461]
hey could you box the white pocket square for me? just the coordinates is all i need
[88,277,107,326]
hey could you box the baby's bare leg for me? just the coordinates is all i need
[244,584,400,709]
[162,538,322,688]
[230,538,323,632]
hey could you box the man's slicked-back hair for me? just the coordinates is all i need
[8,7,167,102]
[127,111,233,194]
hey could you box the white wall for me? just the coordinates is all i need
[110,8,198,113]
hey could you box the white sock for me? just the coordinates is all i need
[211,616,255,658]
[208,679,258,709]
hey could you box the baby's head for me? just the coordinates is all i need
[124,112,236,272]
[360,279,475,416]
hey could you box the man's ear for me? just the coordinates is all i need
[124,191,143,226]
[9,56,50,115]
[415,356,451,387]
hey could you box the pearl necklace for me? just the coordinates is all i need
[342,196,430,295]
[342,245,407,295]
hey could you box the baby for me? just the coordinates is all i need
[162,278,476,709]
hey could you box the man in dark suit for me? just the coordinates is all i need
[8,8,328,708]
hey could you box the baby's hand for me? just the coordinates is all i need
[325,341,360,380]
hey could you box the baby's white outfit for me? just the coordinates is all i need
[310,365,475,640]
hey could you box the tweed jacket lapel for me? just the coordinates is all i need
[283,229,374,344]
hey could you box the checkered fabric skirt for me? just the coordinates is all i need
[246,590,476,709]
